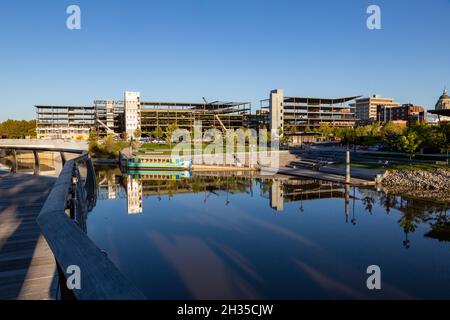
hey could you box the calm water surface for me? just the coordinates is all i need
[87,167,450,299]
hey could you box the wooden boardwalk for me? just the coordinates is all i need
[0,172,58,300]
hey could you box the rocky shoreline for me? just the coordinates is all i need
[382,168,450,202]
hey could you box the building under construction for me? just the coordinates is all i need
[94,100,125,136]
[35,92,251,139]
[35,105,96,139]
[259,89,360,144]
[140,100,251,134]
[35,89,360,141]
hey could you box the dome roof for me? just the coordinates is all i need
[436,88,450,110]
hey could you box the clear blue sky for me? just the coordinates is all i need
[0,0,449,121]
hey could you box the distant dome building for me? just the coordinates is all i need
[435,88,450,110]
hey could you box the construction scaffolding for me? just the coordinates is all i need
[260,95,359,133]
[140,101,252,133]
[94,100,125,136]
[35,96,253,140]
[35,105,95,139]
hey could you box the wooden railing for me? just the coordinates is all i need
[0,146,145,299]
[37,152,145,300]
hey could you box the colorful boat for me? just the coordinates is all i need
[127,170,192,180]
[127,156,192,170]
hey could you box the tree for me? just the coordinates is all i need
[440,124,450,165]
[134,127,142,140]
[401,130,421,162]
[318,123,332,140]
[381,121,404,136]
[0,119,37,138]
[334,127,355,146]
[88,127,99,153]
[380,121,404,151]
[152,126,164,140]
[279,125,294,146]
[89,127,99,143]
[354,125,377,150]
[409,121,439,153]
[103,135,115,154]
[165,124,179,146]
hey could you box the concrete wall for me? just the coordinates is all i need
[179,150,296,168]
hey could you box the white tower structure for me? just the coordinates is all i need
[124,91,141,139]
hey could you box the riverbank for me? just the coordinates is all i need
[382,168,450,202]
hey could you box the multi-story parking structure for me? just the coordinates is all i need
[260,89,360,134]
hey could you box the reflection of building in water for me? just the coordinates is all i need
[270,180,284,212]
[139,172,252,198]
[263,177,345,212]
[127,176,143,214]
[97,170,124,200]
[282,179,344,202]
[108,182,116,200]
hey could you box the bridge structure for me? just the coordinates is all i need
[0,145,144,300]
[0,139,88,150]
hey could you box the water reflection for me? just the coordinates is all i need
[90,166,450,299]
[95,167,450,247]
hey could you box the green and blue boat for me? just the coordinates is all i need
[127,156,192,170]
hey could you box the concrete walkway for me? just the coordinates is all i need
[262,167,377,186]
[317,165,385,181]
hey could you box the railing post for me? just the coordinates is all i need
[345,143,351,184]
[33,150,40,175]
[11,149,17,174]
[60,152,67,166]
[85,157,97,206]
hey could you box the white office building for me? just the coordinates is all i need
[124,91,141,139]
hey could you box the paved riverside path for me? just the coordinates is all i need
[0,171,58,300]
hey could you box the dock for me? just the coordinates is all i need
[0,172,58,300]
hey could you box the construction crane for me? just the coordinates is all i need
[202,97,242,166]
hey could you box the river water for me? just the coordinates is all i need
[85,167,450,299]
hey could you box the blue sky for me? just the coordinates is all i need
[0,0,449,121]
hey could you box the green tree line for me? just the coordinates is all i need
[315,121,450,162]
[0,119,36,138]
